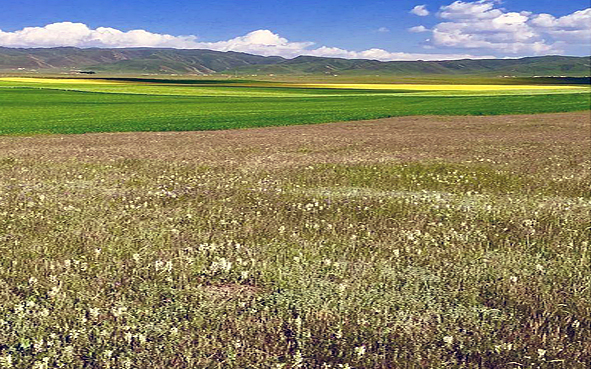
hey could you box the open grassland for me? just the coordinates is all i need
[0,112,589,368]
[0,77,589,135]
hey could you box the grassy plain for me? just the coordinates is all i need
[0,111,589,368]
[0,77,589,135]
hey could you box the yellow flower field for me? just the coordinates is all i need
[300,83,590,91]
[0,77,121,85]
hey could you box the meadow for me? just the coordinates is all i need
[0,77,589,368]
[0,77,589,135]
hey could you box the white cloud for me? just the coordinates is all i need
[411,5,430,17]
[194,30,314,57]
[409,26,429,33]
[0,22,490,61]
[304,46,491,61]
[377,27,390,33]
[0,22,199,48]
[530,14,557,28]
[439,0,502,20]
[553,8,591,29]
[416,0,591,55]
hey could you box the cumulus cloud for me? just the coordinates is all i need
[0,22,489,61]
[194,30,314,57]
[412,0,591,55]
[409,26,429,33]
[0,22,199,48]
[410,5,430,17]
[438,0,502,20]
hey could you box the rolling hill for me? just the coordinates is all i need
[0,46,589,77]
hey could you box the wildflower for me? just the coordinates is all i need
[48,285,61,298]
[0,354,13,368]
[494,342,513,352]
[89,307,100,319]
[211,258,232,273]
[112,306,127,318]
[354,345,366,357]
[32,358,49,369]
[293,350,303,367]
[509,276,518,283]
[63,346,74,361]
[443,336,454,345]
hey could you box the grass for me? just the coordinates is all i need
[0,77,589,135]
[0,112,589,368]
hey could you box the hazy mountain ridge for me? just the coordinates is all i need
[0,47,589,76]
[0,47,286,74]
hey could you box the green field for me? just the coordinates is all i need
[0,77,589,135]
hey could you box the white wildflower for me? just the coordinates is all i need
[89,307,100,319]
[354,345,366,357]
[509,276,518,283]
[0,354,13,368]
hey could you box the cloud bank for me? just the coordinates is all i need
[0,22,487,61]
[0,22,199,49]
[410,0,591,55]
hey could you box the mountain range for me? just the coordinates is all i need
[0,47,589,77]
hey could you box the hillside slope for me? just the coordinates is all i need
[0,47,284,74]
[0,47,589,76]
[230,55,591,77]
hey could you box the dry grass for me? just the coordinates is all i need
[0,112,589,368]
[2,112,588,168]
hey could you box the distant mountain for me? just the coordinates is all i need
[0,47,285,74]
[229,55,591,77]
[0,47,589,77]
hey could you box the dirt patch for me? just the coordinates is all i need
[201,284,262,300]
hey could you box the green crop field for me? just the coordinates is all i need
[0,77,589,135]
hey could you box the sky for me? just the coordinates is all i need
[0,0,589,61]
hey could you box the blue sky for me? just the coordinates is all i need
[0,0,589,60]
